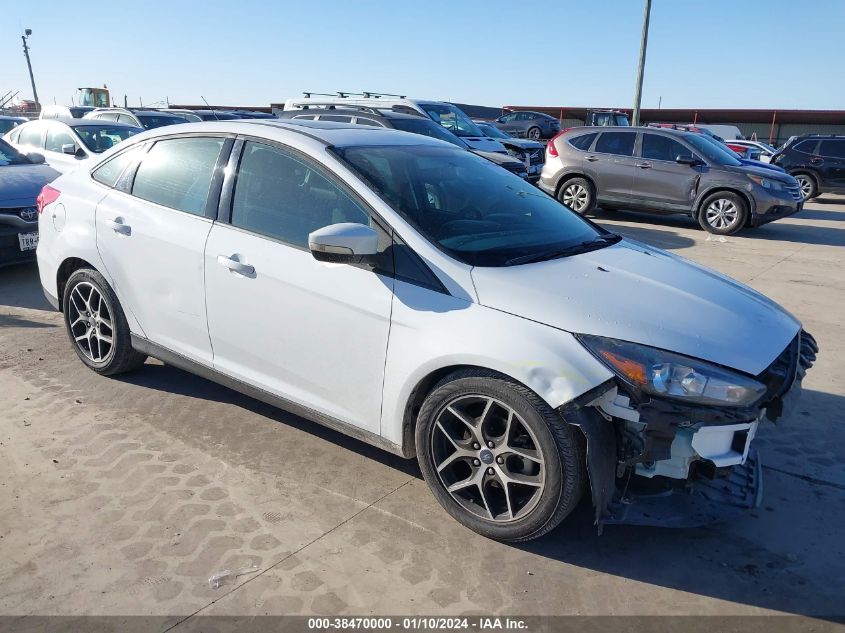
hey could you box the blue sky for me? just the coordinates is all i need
[2,0,843,111]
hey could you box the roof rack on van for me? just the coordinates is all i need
[294,103,382,115]
[302,91,407,99]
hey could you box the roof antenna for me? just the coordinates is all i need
[201,95,222,120]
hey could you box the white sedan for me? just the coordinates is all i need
[35,119,815,540]
[4,118,140,174]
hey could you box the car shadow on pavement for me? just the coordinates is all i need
[0,262,52,311]
[119,361,421,478]
[0,313,55,329]
[120,355,845,617]
[793,208,845,222]
[748,222,845,246]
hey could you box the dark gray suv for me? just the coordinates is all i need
[540,127,803,235]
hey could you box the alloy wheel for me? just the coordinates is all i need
[705,198,739,230]
[67,282,114,363]
[431,395,545,522]
[562,184,589,212]
[527,127,541,140]
[795,175,813,200]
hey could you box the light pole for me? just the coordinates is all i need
[21,28,40,108]
[631,0,652,126]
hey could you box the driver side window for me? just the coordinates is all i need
[231,141,370,248]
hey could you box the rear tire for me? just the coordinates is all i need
[527,126,541,140]
[415,370,585,542]
[557,177,595,214]
[698,192,748,235]
[793,173,817,200]
[62,268,147,375]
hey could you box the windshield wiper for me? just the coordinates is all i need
[504,234,621,266]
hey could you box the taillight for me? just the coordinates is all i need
[36,185,60,214]
[546,131,565,157]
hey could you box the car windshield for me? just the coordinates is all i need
[74,125,140,152]
[476,123,510,140]
[390,118,467,148]
[0,138,30,165]
[420,103,485,138]
[137,115,187,129]
[685,134,743,166]
[335,145,607,267]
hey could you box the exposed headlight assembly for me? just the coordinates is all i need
[578,335,767,407]
[747,174,784,191]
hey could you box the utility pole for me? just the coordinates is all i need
[21,29,40,108]
[631,0,652,126]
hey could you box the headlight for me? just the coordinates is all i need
[747,174,784,191]
[578,335,766,407]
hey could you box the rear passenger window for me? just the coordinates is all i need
[18,125,43,148]
[117,114,136,126]
[92,144,145,188]
[641,134,688,161]
[819,139,845,159]
[568,133,597,151]
[131,137,224,215]
[355,118,382,127]
[793,140,818,154]
[595,132,635,156]
[230,141,369,248]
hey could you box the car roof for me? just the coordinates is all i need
[64,118,139,128]
[0,115,27,121]
[127,119,451,150]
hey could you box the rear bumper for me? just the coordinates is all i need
[43,287,60,311]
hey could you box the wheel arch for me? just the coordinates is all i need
[56,257,98,312]
[694,186,754,223]
[554,172,596,200]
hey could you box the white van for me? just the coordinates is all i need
[694,124,745,141]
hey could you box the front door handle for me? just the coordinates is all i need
[105,217,131,235]
[217,254,255,276]
[585,155,599,162]
[635,162,652,169]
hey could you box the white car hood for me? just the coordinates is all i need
[470,239,800,375]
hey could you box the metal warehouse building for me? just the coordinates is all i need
[482,106,845,146]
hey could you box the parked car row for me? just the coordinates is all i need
[31,117,817,541]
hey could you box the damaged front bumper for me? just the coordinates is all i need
[562,330,818,530]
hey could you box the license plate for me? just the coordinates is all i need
[18,231,38,251]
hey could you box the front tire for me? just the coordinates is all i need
[557,177,595,214]
[793,173,817,200]
[698,192,748,235]
[415,370,585,542]
[62,268,147,375]
[527,126,541,140]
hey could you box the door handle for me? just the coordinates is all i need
[585,155,599,162]
[217,255,255,276]
[635,162,652,169]
[105,218,131,235]
[810,157,824,165]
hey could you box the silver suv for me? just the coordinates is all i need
[540,127,803,235]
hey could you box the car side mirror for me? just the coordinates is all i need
[676,154,703,166]
[308,223,378,264]
[26,152,46,164]
[61,143,77,155]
